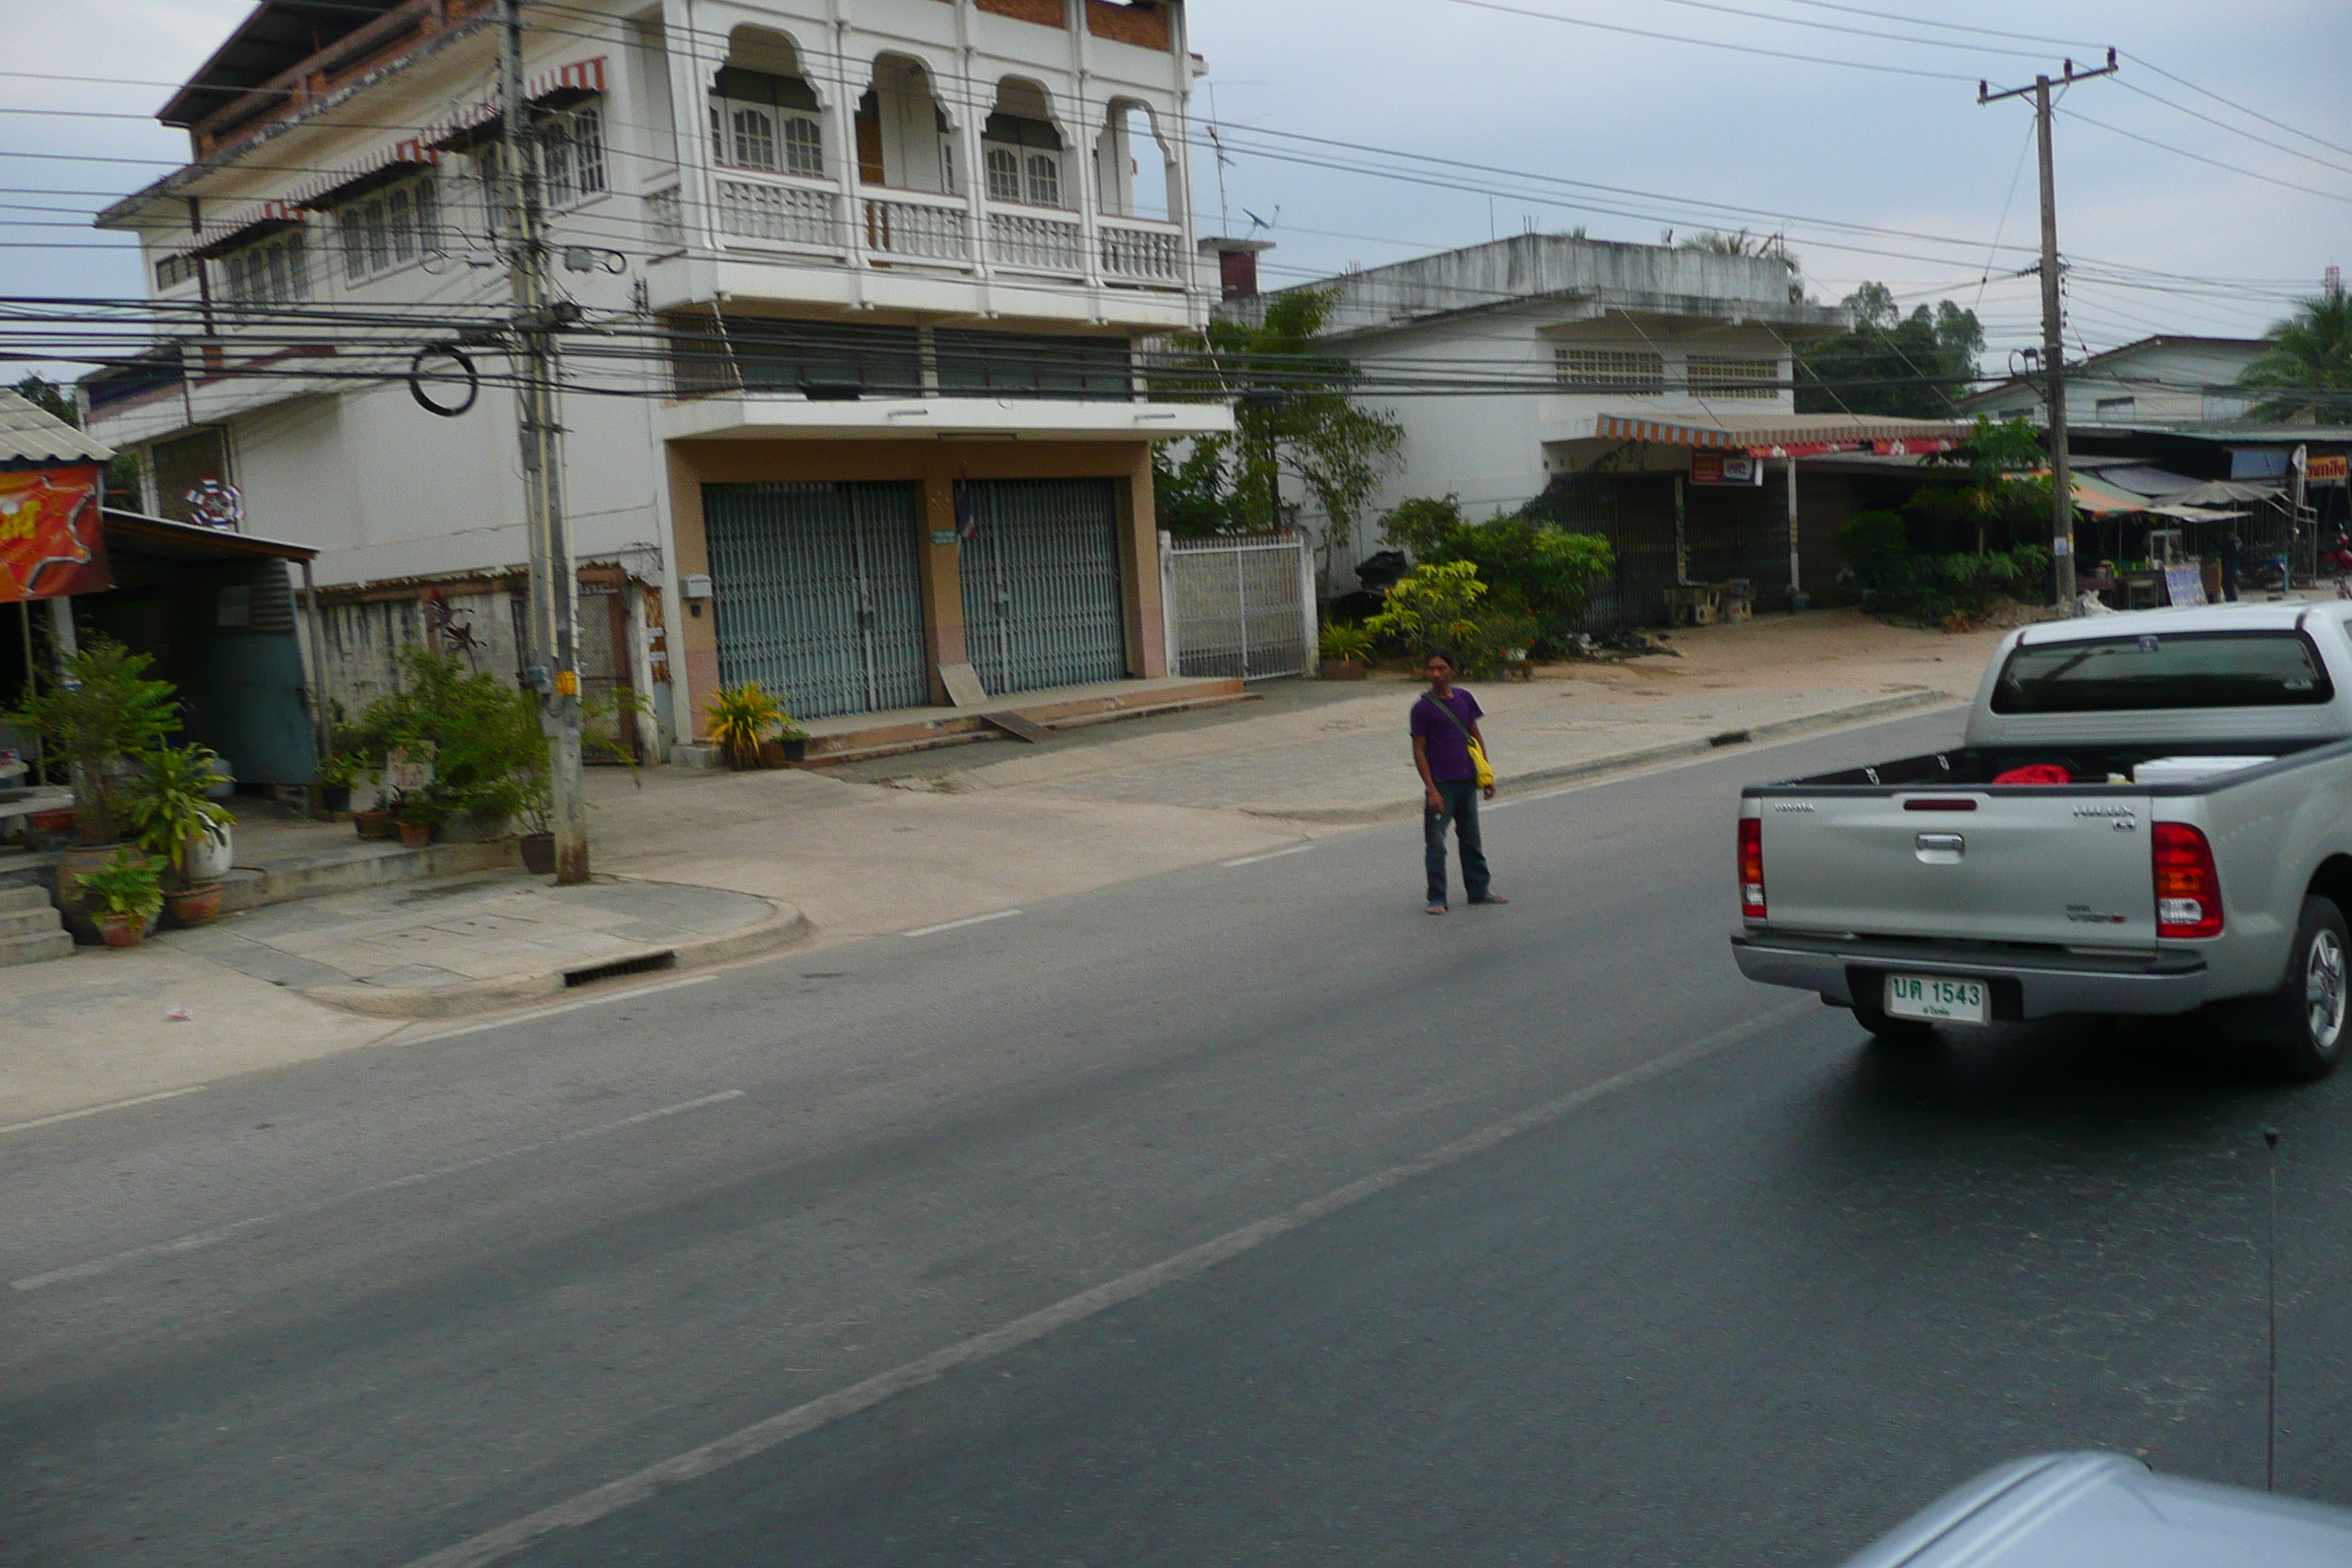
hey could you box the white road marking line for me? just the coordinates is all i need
[901,909,1022,938]
[396,973,721,1047]
[0,1085,210,1137]
[1220,843,1316,867]
[398,999,1816,1568]
[12,1090,747,1293]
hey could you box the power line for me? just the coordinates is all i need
[1446,0,1975,79]
[2057,107,2352,206]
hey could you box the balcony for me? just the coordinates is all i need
[696,165,1190,299]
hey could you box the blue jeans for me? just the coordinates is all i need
[1425,779,1490,905]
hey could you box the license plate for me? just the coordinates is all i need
[1885,973,1989,1025]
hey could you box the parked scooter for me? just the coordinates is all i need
[2319,533,2352,579]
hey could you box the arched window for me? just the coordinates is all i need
[981,82,1066,208]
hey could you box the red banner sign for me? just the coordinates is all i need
[2306,453,2348,485]
[0,464,112,603]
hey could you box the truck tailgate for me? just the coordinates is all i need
[1760,792,2157,946]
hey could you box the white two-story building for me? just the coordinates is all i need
[86,0,1229,758]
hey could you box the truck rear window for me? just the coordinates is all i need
[1991,630,2334,712]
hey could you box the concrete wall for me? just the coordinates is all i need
[1262,234,1834,339]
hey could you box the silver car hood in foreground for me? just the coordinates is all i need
[1842,1452,2352,1567]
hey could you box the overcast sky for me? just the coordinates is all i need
[5,0,2347,382]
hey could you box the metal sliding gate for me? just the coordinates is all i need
[1161,529,1312,679]
[702,481,928,720]
[959,478,1128,696]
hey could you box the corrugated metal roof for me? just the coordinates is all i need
[0,389,113,465]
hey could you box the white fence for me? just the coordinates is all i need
[1160,529,1316,681]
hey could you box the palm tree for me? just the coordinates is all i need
[2241,291,2352,421]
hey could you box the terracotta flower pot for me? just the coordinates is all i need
[520,832,557,875]
[53,841,132,945]
[99,913,144,949]
[396,820,433,849]
[166,883,224,928]
[353,809,397,840]
[28,807,77,835]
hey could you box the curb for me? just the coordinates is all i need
[298,897,814,1019]
[1247,688,1963,825]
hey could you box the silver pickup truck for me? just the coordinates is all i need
[1730,602,2352,1079]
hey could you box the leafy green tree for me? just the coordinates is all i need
[2240,291,2352,421]
[1151,287,1403,576]
[10,373,144,500]
[1795,282,1983,417]
[1907,415,2053,554]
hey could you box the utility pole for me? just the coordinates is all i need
[1981,49,2117,614]
[498,0,588,883]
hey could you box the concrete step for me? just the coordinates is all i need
[0,902,63,940]
[0,927,72,967]
[0,883,56,915]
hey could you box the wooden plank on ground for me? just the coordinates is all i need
[981,711,1056,745]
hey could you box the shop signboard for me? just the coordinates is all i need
[2305,453,2348,486]
[2163,565,2207,607]
[0,462,112,603]
[1691,453,1763,486]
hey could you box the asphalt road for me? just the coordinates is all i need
[8,705,2351,1567]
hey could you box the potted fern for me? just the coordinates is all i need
[1319,619,1376,679]
[74,847,164,948]
[706,682,782,769]
[123,743,236,927]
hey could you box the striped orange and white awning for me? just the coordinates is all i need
[287,137,440,211]
[1593,411,1976,458]
[422,56,607,149]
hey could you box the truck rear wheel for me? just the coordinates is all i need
[1850,1001,1937,1049]
[2234,895,2351,1082]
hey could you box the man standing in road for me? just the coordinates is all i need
[1411,649,1507,916]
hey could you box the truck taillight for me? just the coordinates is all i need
[1738,817,1766,920]
[2153,822,2223,939]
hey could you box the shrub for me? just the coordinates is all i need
[705,682,783,769]
[1319,620,1376,664]
[346,647,547,822]
[74,846,165,924]
[1837,509,2051,626]
[1376,495,1615,652]
[124,743,235,879]
[1364,562,1531,676]
[10,636,181,842]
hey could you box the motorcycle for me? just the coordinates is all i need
[2320,535,2352,579]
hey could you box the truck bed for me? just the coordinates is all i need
[1754,739,2340,795]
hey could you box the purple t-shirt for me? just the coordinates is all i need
[1411,689,1484,781]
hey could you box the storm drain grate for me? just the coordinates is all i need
[563,951,677,987]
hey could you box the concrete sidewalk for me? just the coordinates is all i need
[861,609,2001,819]
[159,873,805,1018]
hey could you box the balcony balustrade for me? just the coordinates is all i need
[1098,216,1183,286]
[694,165,1189,295]
[987,206,1086,276]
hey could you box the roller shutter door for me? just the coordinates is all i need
[960,478,1127,696]
[703,481,928,720]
